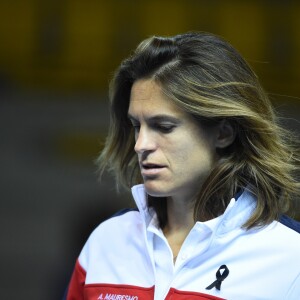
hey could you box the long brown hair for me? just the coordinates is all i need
[97,32,300,229]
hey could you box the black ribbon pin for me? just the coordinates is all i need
[206,265,229,291]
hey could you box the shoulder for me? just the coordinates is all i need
[279,215,300,234]
[247,215,300,255]
[266,215,300,255]
[89,207,141,238]
[78,208,145,270]
[109,208,139,219]
[79,208,142,252]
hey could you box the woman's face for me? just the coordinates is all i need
[128,79,219,202]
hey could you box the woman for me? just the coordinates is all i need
[65,32,300,299]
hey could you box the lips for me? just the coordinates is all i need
[140,162,166,176]
[142,163,164,169]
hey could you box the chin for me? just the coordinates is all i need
[143,182,170,198]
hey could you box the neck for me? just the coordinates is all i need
[163,196,195,238]
[168,196,194,226]
[162,196,195,260]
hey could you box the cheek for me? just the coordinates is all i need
[180,139,216,169]
[165,141,198,167]
[164,137,189,162]
[162,128,216,168]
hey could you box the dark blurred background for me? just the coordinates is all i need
[0,1,299,299]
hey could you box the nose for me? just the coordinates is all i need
[134,127,156,154]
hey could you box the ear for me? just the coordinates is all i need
[215,119,236,149]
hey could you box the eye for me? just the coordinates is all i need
[154,124,175,133]
[130,122,140,133]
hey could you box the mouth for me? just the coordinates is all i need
[140,163,166,176]
[142,163,164,169]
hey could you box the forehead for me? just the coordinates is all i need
[128,79,184,117]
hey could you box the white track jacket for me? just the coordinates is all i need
[65,184,300,300]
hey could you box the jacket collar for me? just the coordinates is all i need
[131,184,257,234]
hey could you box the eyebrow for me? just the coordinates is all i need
[127,114,182,124]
